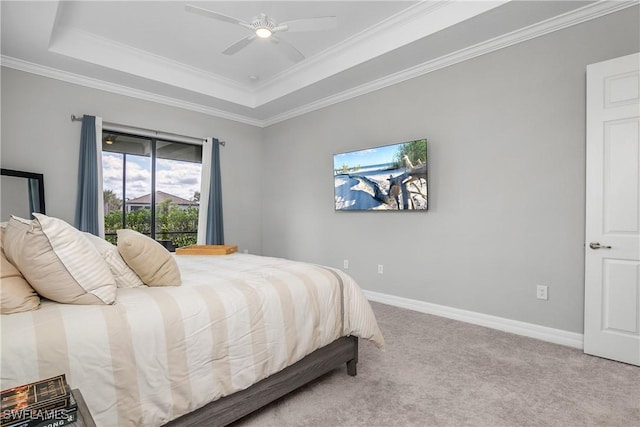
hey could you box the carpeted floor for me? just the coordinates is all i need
[233,301,640,427]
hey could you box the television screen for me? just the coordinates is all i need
[334,139,427,211]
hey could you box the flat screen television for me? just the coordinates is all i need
[333,138,427,211]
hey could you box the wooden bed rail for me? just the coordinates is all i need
[165,335,358,427]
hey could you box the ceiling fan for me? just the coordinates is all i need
[185,4,337,62]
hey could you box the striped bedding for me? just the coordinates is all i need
[0,253,384,426]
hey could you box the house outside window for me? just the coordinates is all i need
[102,132,202,249]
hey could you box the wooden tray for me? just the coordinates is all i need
[175,245,238,255]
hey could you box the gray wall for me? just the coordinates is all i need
[261,7,640,333]
[0,68,264,254]
[1,7,638,334]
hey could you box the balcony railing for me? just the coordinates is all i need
[104,230,197,250]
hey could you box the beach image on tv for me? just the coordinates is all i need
[334,139,427,211]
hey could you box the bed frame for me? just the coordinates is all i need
[166,335,358,427]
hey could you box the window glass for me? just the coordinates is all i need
[102,132,202,248]
[154,141,202,248]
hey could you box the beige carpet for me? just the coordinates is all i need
[232,301,640,427]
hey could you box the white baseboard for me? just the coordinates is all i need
[363,290,584,349]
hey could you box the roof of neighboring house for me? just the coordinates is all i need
[126,191,198,206]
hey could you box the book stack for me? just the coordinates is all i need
[0,375,78,427]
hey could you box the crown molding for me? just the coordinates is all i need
[2,1,635,129]
[45,1,480,109]
[254,0,507,106]
[262,0,639,126]
[48,26,255,107]
[0,56,264,127]
[254,0,450,91]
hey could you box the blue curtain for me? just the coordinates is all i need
[205,138,224,244]
[74,115,100,235]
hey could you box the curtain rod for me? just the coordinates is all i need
[70,114,225,147]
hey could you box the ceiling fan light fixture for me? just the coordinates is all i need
[252,14,275,38]
[255,27,272,38]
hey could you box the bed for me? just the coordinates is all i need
[1,247,385,426]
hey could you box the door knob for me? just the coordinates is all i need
[589,242,612,250]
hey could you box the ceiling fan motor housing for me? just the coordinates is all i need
[251,15,276,33]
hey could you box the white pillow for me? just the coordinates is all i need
[83,232,145,289]
[3,214,116,305]
[0,227,40,314]
[117,229,181,286]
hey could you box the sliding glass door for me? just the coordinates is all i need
[101,131,202,249]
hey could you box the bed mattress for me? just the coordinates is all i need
[0,254,384,426]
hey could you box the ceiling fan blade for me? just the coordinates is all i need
[278,16,337,33]
[270,36,305,62]
[185,4,249,27]
[222,35,256,55]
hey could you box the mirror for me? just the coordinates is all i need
[1,169,46,221]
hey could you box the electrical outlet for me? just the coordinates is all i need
[343,259,349,269]
[377,264,384,274]
[243,249,249,254]
[536,285,548,300]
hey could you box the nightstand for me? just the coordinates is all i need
[71,389,96,427]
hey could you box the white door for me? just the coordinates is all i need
[584,52,640,366]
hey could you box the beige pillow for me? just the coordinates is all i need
[3,214,116,305]
[0,227,40,314]
[83,232,145,289]
[117,229,181,286]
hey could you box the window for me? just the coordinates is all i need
[102,131,202,249]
